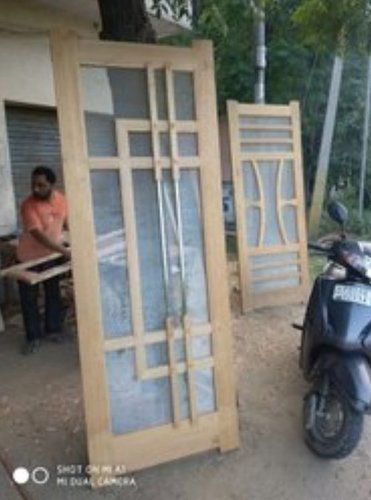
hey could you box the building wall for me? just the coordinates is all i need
[0,0,192,236]
[0,0,97,235]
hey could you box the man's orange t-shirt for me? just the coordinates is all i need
[17,190,67,262]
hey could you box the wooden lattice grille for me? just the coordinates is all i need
[227,101,309,312]
[51,31,239,479]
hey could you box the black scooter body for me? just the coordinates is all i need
[301,275,371,412]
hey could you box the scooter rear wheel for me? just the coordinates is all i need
[303,383,363,459]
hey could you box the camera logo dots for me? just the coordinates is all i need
[13,466,50,485]
[12,467,30,485]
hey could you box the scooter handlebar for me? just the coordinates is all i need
[308,242,331,253]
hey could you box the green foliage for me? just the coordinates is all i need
[196,0,256,109]
[292,0,368,53]
[329,54,367,187]
[319,184,371,238]
[163,0,256,110]
[309,254,326,281]
[163,0,371,226]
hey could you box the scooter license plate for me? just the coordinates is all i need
[332,284,371,306]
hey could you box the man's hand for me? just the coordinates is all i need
[61,247,71,259]
[30,228,71,258]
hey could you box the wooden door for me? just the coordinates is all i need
[228,101,309,312]
[50,31,239,480]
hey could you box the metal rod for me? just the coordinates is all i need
[174,178,186,309]
[253,1,266,104]
[157,180,170,291]
[165,65,197,423]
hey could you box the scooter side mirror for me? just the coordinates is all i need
[327,201,348,227]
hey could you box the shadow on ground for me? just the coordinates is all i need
[1,300,371,500]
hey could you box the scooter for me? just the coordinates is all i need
[298,201,371,458]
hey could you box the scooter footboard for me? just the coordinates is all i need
[316,352,371,412]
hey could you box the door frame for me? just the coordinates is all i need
[50,30,239,478]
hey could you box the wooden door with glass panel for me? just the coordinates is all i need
[51,32,239,476]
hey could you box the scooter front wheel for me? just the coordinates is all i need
[303,382,363,459]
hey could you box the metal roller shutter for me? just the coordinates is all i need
[5,105,63,226]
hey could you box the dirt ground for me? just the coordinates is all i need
[1,280,371,499]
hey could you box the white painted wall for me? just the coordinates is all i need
[0,0,97,235]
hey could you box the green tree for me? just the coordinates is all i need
[292,0,369,236]
[166,0,371,233]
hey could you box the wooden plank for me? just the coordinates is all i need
[280,199,298,207]
[249,284,309,310]
[237,103,292,116]
[88,157,119,169]
[252,258,300,271]
[2,268,40,283]
[28,262,71,284]
[0,252,62,277]
[5,262,71,285]
[165,65,180,179]
[248,243,300,255]
[252,160,265,247]
[228,101,250,313]
[128,157,200,169]
[166,317,181,426]
[194,42,239,452]
[50,29,112,467]
[251,271,299,283]
[276,159,288,245]
[142,357,214,380]
[114,119,198,133]
[246,201,263,208]
[107,413,220,474]
[147,64,162,179]
[240,138,293,145]
[240,152,294,161]
[183,315,197,422]
[290,101,310,293]
[104,323,212,352]
[239,125,292,131]
[116,121,146,378]
[79,38,197,70]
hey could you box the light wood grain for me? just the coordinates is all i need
[227,100,309,312]
[51,31,239,480]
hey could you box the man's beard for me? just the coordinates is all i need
[33,191,52,200]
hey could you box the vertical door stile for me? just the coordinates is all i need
[115,121,146,379]
[290,101,310,291]
[50,30,111,467]
[147,64,180,426]
[165,64,198,424]
[227,101,251,311]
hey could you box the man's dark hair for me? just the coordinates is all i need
[32,166,57,184]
